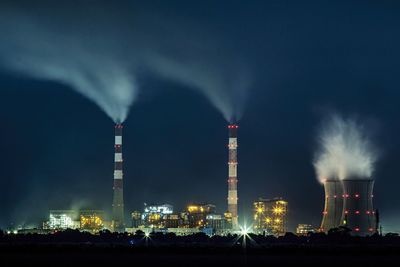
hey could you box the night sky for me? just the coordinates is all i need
[1,0,400,232]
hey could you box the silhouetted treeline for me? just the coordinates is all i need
[1,228,400,247]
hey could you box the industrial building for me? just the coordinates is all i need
[79,210,105,232]
[223,211,233,230]
[131,211,143,228]
[141,204,174,228]
[296,224,316,235]
[44,210,108,232]
[206,214,224,230]
[44,210,79,230]
[125,202,233,235]
[186,203,216,228]
[253,198,288,236]
[143,204,173,217]
[164,214,181,228]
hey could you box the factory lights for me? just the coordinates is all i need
[253,198,288,236]
[49,213,75,229]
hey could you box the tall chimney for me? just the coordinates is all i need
[112,123,125,232]
[227,124,239,229]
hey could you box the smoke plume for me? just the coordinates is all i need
[0,3,137,123]
[313,114,378,183]
[0,1,252,123]
[138,16,252,123]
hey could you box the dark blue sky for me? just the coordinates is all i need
[0,0,400,232]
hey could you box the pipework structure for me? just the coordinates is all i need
[227,124,239,229]
[112,123,125,232]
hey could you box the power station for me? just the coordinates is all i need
[112,123,125,232]
[227,124,239,229]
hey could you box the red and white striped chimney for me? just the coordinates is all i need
[228,124,239,229]
[112,123,124,232]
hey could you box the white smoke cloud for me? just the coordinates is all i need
[313,114,378,183]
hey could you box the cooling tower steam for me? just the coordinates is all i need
[313,115,378,183]
[0,3,137,123]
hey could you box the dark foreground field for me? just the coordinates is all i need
[2,245,400,267]
[2,230,400,266]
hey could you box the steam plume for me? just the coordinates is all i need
[137,15,252,123]
[0,4,137,123]
[313,114,378,183]
[0,1,251,123]
[145,52,251,123]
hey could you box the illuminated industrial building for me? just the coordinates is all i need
[224,211,233,230]
[186,203,216,228]
[79,210,105,232]
[296,224,316,235]
[206,214,224,230]
[253,198,288,236]
[164,214,180,228]
[142,204,174,228]
[46,210,79,230]
[143,204,173,216]
[131,211,143,228]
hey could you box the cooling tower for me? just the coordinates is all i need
[320,179,344,232]
[227,124,239,229]
[341,179,376,236]
[112,123,125,232]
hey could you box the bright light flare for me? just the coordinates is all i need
[239,224,252,237]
